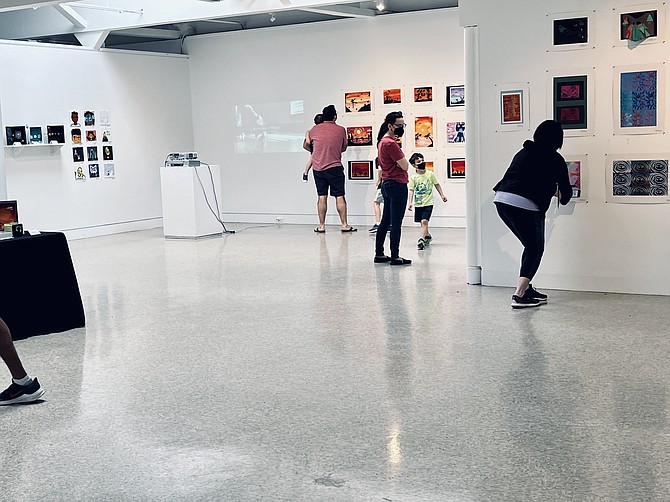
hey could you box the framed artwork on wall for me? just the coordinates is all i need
[447,158,465,179]
[446,121,465,143]
[547,68,595,136]
[424,161,435,172]
[447,85,465,107]
[564,154,588,202]
[613,4,664,47]
[344,91,372,113]
[71,128,82,144]
[72,147,84,162]
[104,163,115,178]
[613,63,665,135]
[414,116,434,148]
[547,11,595,51]
[413,86,433,104]
[382,87,402,105]
[88,164,99,178]
[346,126,373,147]
[495,83,530,133]
[605,154,670,203]
[348,160,374,181]
[5,126,27,146]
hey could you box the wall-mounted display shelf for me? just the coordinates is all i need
[4,143,64,157]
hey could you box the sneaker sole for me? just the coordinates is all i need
[0,388,45,405]
[511,302,541,309]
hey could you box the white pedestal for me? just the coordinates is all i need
[159,165,223,239]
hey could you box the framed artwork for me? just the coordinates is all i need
[605,155,670,203]
[71,128,82,144]
[447,158,465,179]
[5,126,27,146]
[501,90,523,124]
[74,165,86,181]
[70,110,80,127]
[346,126,373,147]
[104,163,115,178]
[613,5,664,47]
[413,86,433,103]
[344,91,372,113]
[46,125,65,144]
[87,146,98,161]
[548,11,595,51]
[447,85,465,107]
[88,163,99,178]
[85,130,97,142]
[564,154,588,202]
[382,88,402,105]
[72,147,84,162]
[424,161,435,172]
[102,145,114,161]
[446,122,466,143]
[613,64,665,134]
[29,126,43,144]
[547,68,594,136]
[347,160,374,181]
[414,116,434,148]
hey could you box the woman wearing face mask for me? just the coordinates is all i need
[374,111,412,265]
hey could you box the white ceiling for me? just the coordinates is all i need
[0,0,458,53]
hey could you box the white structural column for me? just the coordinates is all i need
[464,25,481,284]
[0,97,6,199]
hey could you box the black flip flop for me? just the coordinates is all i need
[341,227,357,233]
[314,228,326,233]
[390,257,412,266]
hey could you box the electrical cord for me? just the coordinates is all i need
[193,161,235,234]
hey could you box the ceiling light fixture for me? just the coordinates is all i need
[269,12,276,22]
[376,1,385,11]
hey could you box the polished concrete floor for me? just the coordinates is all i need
[2,224,670,501]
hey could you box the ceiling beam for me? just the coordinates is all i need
[297,5,376,18]
[54,4,87,29]
[74,29,109,49]
[0,0,63,13]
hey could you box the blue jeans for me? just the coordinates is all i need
[375,180,408,259]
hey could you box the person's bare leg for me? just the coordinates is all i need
[421,220,429,238]
[373,201,381,224]
[514,277,531,297]
[316,196,328,230]
[336,196,349,229]
[0,318,27,380]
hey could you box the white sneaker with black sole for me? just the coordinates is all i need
[511,294,541,309]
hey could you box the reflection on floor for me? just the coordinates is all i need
[2,225,669,501]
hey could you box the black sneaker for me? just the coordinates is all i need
[417,238,425,250]
[511,295,541,309]
[424,234,432,243]
[0,378,45,405]
[368,224,379,233]
[525,284,548,303]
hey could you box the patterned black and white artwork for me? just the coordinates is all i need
[612,159,668,196]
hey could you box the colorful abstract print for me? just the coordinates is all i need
[612,159,668,196]
[620,70,657,127]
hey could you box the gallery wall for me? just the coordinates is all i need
[460,0,670,295]
[0,42,194,239]
[186,8,466,228]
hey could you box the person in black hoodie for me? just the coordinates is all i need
[493,120,572,309]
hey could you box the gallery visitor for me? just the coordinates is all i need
[0,316,45,405]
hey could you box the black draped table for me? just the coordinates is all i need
[0,232,85,340]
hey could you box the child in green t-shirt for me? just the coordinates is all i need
[407,153,448,250]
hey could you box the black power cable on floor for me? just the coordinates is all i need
[194,161,235,234]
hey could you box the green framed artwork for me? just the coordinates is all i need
[553,75,587,130]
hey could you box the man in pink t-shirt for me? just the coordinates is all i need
[304,105,356,233]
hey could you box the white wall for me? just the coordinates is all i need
[186,9,466,228]
[0,42,194,239]
[461,0,670,295]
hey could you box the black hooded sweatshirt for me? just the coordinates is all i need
[493,140,572,213]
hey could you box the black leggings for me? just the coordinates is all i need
[376,180,408,259]
[495,202,545,280]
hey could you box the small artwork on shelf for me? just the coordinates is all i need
[88,164,99,178]
[447,158,466,179]
[104,163,115,178]
[5,126,27,146]
[344,91,372,113]
[87,146,98,161]
[74,165,86,181]
[621,10,657,42]
[620,70,657,128]
[348,160,374,180]
[29,126,43,144]
[86,130,97,142]
[346,126,373,147]
[612,159,668,196]
[566,160,582,198]
[414,86,433,103]
[71,128,82,144]
[553,17,588,45]
[414,116,434,148]
[73,147,84,162]
[500,90,524,124]
[102,145,113,161]
[446,122,466,143]
[101,130,112,143]
[84,110,95,127]
[47,125,65,144]
[383,88,402,104]
[447,85,465,107]
[70,111,80,127]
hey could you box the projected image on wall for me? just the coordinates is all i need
[234,101,306,154]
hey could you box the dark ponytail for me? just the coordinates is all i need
[377,111,403,145]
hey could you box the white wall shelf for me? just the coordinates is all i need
[5,143,64,157]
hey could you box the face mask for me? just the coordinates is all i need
[416,162,425,170]
[394,126,405,137]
